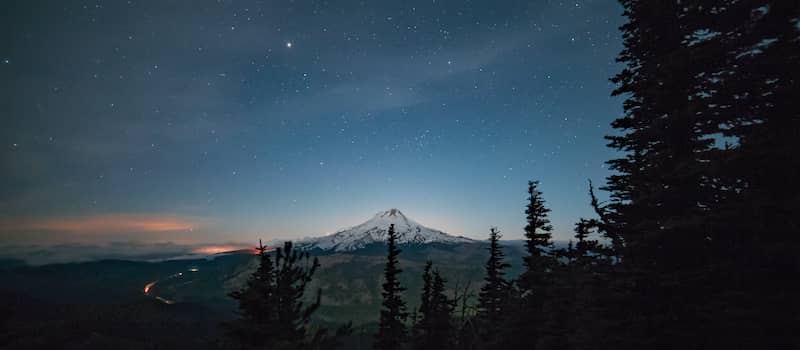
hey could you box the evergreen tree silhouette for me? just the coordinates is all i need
[519,180,555,292]
[414,261,455,350]
[476,227,509,345]
[225,240,278,348]
[374,224,408,350]
[686,1,800,347]
[413,261,434,346]
[605,1,722,347]
[502,180,555,347]
[226,240,345,349]
[605,0,800,347]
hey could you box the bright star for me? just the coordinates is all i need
[286,42,293,48]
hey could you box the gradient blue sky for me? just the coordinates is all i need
[0,0,625,246]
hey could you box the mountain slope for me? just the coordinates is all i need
[297,208,474,252]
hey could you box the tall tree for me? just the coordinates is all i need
[414,262,455,350]
[226,240,278,348]
[503,180,556,347]
[476,227,509,342]
[413,261,434,344]
[273,241,322,345]
[685,1,800,347]
[519,180,556,291]
[605,1,722,347]
[374,224,408,350]
[225,240,343,349]
[605,0,800,347]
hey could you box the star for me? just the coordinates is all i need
[286,41,293,48]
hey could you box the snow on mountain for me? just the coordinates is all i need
[297,209,474,252]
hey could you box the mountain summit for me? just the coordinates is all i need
[298,209,474,252]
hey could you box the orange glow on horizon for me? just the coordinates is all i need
[0,214,199,234]
[192,245,255,255]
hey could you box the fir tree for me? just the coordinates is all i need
[226,240,278,348]
[414,262,455,350]
[503,180,555,348]
[273,241,322,346]
[428,270,455,349]
[684,1,800,347]
[519,180,556,295]
[606,1,721,347]
[413,261,434,345]
[374,224,408,350]
[476,227,509,330]
[225,240,344,349]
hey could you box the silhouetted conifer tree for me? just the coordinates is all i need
[502,180,555,348]
[414,261,455,350]
[226,240,346,349]
[685,1,800,347]
[605,0,724,347]
[604,0,800,347]
[374,224,408,350]
[226,240,277,348]
[475,227,509,345]
[519,180,556,296]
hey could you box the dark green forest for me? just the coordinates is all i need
[225,0,799,349]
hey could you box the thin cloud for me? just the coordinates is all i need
[0,214,200,234]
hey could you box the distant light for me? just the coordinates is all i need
[144,281,157,295]
[286,42,293,48]
[189,268,199,272]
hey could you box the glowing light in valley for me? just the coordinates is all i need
[192,245,253,255]
[143,281,157,295]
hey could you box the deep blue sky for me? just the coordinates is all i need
[0,0,624,246]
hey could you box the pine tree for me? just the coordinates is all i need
[226,240,278,348]
[225,240,344,349]
[683,1,800,347]
[429,270,455,349]
[519,180,556,291]
[414,262,455,350]
[603,0,800,347]
[374,224,408,350]
[606,1,721,347]
[273,241,322,346]
[524,181,553,254]
[475,227,509,344]
[503,180,555,347]
[413,261,434,345]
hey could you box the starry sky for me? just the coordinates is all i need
[0,0,625,248]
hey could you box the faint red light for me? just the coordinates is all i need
[143,281,156,295]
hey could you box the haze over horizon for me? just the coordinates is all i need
[1,0,625,249]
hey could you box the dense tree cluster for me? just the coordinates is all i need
[224,241,350,350]
[226,0,797,348]
[369,0,797,348]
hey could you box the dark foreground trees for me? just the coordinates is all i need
[413,261,455,350]
[474,227,509,346]
[604,0,799,348]
[457,1,796,348]
[227,1,797,347]
[224,240,349,350]
[374,224,408,350]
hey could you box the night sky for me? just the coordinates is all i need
[1,0,624,247]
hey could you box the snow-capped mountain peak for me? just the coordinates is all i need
[297,209,473,252]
